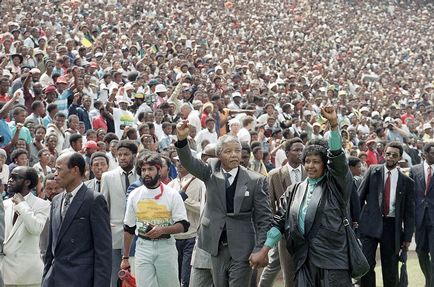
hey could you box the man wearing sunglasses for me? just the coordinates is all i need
[358,141,415,287]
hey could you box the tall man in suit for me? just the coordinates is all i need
[101,140,138,286]
[259,138,305,287]
[42,152,111,287]
[410,142,434,287]
[85,152,109,193]
[3,167,50,287]
[359,141,415,287]
[175,120,272,287]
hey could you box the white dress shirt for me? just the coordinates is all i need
[384,166,399,217]
[287,164,303,184]
[223,167,239,186]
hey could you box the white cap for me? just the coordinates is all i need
[155,84,168,93]
[360,106,370,113]
[423,123,432,130]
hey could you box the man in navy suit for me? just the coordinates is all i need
[42,152,112,287]
[410,142,434,287]
[358,141,415,287]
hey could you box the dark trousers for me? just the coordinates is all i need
[416,209,434,287]
[296,258,352,287]
[360,217,399,287]
[176,238,196,287]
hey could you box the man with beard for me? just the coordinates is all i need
[121,152,189,287]
[101,140,139,286]
[358,141,415,287]
[3,166,50,286]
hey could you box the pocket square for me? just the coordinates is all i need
[244,191,250,197]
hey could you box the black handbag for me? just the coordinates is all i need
[336,192,370,279]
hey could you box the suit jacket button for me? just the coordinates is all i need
[71,239,75,243]
[18,240,21,244]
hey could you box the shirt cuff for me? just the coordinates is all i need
[264,227,282,248]
[329,129,342,151]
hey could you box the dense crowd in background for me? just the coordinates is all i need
[0,0,433,286]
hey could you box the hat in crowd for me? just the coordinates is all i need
[366,139,377,146]
[0,148,6,158]
[423,123,432,130]
[232,91,241,99]
[95,52,104,58]
[155,84,168,93]
[123,83,135,92]
[56,76,68,84]
[371,111,380,118]
[44,85,57,94]
[30,68,41,74]
[85,140,98,150]
[360,107,370,113]
[34,49,44,56]
[11,53,23,64]
[134,93,144,99]
[148,79,159,86]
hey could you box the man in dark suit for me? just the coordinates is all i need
[358,141,415,287]
[259,137,305,287]
[42,152,112,287]
[410,142,434,287]
[175,120,272,287]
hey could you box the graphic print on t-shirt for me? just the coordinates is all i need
[136,199,171,236]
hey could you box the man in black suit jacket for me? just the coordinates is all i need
[42,152,112,287]
[410,142,434,287]
[358,141,415,287]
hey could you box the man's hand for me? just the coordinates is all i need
[12,193,25,205]
[145,226,165,239]
[176,120,190,141]
[320,105,338,128]
[249,248,269,269]
[120,258,130,271]
[16,123,24,131]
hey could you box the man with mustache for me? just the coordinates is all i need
[121,152,189,287]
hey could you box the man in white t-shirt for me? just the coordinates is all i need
[121,152,189,287]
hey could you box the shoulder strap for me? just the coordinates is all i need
[180,176,196,192]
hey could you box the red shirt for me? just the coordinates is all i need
[366,149,378,166]
[0,94,10,102]
[92,116,107,132]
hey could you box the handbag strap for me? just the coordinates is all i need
[334,187,351,228]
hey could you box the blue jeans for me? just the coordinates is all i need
[176,238,196,287]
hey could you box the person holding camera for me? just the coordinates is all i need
[121,152,189,287]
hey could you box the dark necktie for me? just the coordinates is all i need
[225,173,232,189]
[124,171,131,192]
[426,166,432,196]
[383,171,391,216]
[96,180,101,193]
[62,192,73,219]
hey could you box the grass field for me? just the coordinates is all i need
[272,251,425,287]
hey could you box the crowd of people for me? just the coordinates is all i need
[0,0,433,286]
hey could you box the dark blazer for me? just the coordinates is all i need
[274,149,353,271]
[358,165,415,255]
[176,141,272,261]
[409,163,434,228]
[42,184,112,287]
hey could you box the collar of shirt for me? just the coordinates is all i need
[287,163,302,174]
[424,161,434,173]
[63,182,83,203]
[307,174,326,185]
[384,166,399,179]
[222,166,239,180]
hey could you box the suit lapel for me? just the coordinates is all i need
[290,180,307,234]
[56,184,86,247]
[4,201,14,243]
[52,195,63,251]
[234,167,248,214]
[375,166,384,208]
[280,165,292,192]
[215,162,227,213]
[395,171,404,210]
[304,183,324,235]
